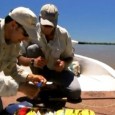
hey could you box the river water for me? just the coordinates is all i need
[75,44,115,69]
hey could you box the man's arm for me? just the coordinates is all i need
[17,55,34,66]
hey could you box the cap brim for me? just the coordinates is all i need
[23,26,37,40]
[40,18,54,27]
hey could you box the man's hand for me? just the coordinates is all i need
[19,74,47,99]
[34,56,47,68]
[26,74,47,86]
[54,59,65,72]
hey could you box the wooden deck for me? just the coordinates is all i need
[2,91,115,115]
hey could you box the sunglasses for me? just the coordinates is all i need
[16,22,29,37]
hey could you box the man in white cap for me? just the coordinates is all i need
[18,4,81,103]
[0,6,47,111]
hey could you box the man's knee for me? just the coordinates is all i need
[27,44,44,58]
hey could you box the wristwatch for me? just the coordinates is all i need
[30,58,34,66]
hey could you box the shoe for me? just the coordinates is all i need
[67,97,82,104]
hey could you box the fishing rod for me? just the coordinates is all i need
[72,40,115,45]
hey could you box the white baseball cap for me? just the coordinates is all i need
[40,4,58,27]
[9,7,38,39]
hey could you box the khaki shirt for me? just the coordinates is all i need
[0,19,28,96]
[21,23,74,70]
